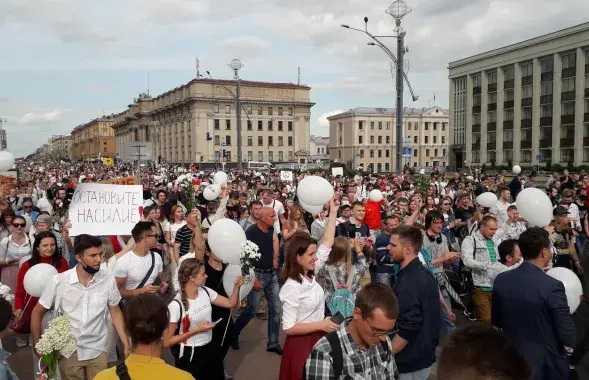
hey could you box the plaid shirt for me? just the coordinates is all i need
[304,322,399,380]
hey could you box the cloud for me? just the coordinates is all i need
[218,36,271,60]
[317,110,343,127]
[17,110,65,125]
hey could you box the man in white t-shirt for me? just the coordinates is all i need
[260,189,285,235]
[114,221,168,300]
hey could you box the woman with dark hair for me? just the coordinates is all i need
[0,215,32,292]
[0,294,17,379]
[94,293,193,379]
[278,199,340,380]
[0,210,15,240]
[13,231,68,347]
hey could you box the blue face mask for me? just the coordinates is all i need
[79,256,100,275]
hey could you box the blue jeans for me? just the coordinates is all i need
[440,288,456,334]
[233,269,280,349]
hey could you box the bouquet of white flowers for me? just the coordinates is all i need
[36,315,76,380]
[239,240,261,283]
[0,283,14,303]
[176,174,196,211]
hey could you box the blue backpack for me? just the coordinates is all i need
[327,266,356,318]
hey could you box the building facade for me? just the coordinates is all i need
[328,107,449,172]
[112,78,314,165]
[449,22,589,170]
[49,135,72,159]
[309,135,330,163]
[71,117,115,160]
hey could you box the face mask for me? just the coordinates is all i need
[79,256,100,275]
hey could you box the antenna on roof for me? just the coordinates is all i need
[196,58,201,79]
[147,71,150,96]
[297,66,301,85]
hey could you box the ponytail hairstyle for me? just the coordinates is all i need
[177,258,205,311]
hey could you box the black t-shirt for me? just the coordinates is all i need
[336,221,370,239]
[174,224,193,257]
[246,225,275,270]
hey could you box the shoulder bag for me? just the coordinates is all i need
[119,251,156,310]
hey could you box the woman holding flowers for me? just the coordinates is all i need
[278,198,339,380]
[164,258,244,380]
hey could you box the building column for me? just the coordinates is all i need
[465,75,473,163]
[552,53,563,164]
[513,63,522,164]
[184,121,189,163]
[532,58,542,165]
[574,47,586,165]
[480,71,488,164]
[496,68,505,164]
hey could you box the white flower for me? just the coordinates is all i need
[419,169,425,175]
[0,283,14,302]
[36,315,76,356]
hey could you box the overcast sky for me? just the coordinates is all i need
[1,0,588,157]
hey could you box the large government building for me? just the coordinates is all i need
[112,78,314,165]
[71,117,116,161]
[448,22,589,170]
[328,107,449,172]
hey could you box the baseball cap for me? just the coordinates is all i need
[553,206,570,217]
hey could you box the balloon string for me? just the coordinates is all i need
[221,310,232,347]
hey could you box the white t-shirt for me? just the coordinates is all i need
[170,221,187,242]
[168,287,218,346]
[113,250,163,290]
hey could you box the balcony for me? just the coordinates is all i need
[472,142,480,150]
[472,124,481,132]
[522,76,533,86]
[504,79,514,89]
[473,86,481,95]
[521,98,533,107]
[540,95,553,105]
[487,142,496,150]
[503,120,514,129]
[560,138,574,147]
[472,105,481,113]
[584,137,589,146]
[561,91,576,101]
[541,72,553,82]
[562,67,576,78]
[521,119,532,128]
[521,140,532,149]
[488,83,497,92]
[504,100,514,109]
[488,103,497,111]
[561,114,575,124]
[487,122,496,131]
[540,117,553,126]
[540,139,552,148]
[503,141,513,149]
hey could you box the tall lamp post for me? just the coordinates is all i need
[229,59,244,171]
[341,0,418,173]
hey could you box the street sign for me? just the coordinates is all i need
[123,141,153,162]
[536,154,543,161]
[402,147,411,157]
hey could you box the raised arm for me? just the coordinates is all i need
[321,198,339,249]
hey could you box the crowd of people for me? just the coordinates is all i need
[0,160,586,380]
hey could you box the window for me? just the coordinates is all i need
[435,149,438,156]
[268,120,273,131]
[503,150,513,162]
[442,136,446,144]
[425,136,429,144]
[288,107,293,116]
[279,151,283,161]
[561,149,574,162]
[214,119,220,130]
[585,98,589,113]
[258,151,263,161]
[521,128,532,141]
[472,74,482,87]
[522,107,532,119]
[225,105,231,113]
[541,104,553,118]
[268,151,273,161]
[278,136,283,146]
[370,150,374,158]
[522,85,532,98]
[378,150,382,158]
[562,52,577,69]
[214,135,220,145]
[213,104,219,113]
[443,149,446,156]
[247,120,252,131]
[473,113,481,124]
[541,58,554,73]
[386,150,390,158]
[521,62,533,77]
[562,101,575,115]
[225,120,231,130]
[473,95,481,106]
[413,149,418,157]
[386,136,390,144]
[248,151,253,161]
[288,137,293,146]
[359,121,364,130]
[258,120,263,131]
[103,147,107,153]
[488,92,497,103]
[268,107,273,115]
[414,122,419,130]
[258,136,263,146]
[378,136,382,144]
[338,137,342,145]
[246,136,253,146]
[541,81,553,95]
[473,132,480,143]
[503,66,514,80]
[413,136,418,144]
[583,148,589,162]
[562,77,575,92]
[268,136,273,146]
[370,122,375,130]
[433,136,437,144]
[504,109,514,121]
[278,107,283,116]
[426,149,430,156]
[278,121,283,131]
[246,105,252,114]
[408,123,412,130]
[359,135,363,144]
[385,163,390,171]
[359,150,364,158]
[378,122,382,130]
[504,89,514,101]
[487,71,497,84]
[224,136,230,146]
[488,111,497,122]
[442,123,446,131]
[258,106,263,115]
[425,122,430,130]
[503,129,513,142]
[471,151,480,163]
[288,151,293,161]
[386,122,390,130]
[433,122,438,130]
[288,121,293,131]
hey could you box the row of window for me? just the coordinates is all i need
[355,120,448,131]
[472,148,589,163]
[357,147,447,159]
[356,135,446,145]
[213,135,294,147]
[214,119,293,132]
[213,104,294,116]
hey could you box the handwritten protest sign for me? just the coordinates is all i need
[68,183,143,236]
[280,171,293,182]
[98,176,139,185]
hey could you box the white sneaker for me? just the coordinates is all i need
[16,336,27,348]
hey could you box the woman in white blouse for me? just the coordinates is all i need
[0,216,32,292]
[278,199,339,380]
[164,258,244,380]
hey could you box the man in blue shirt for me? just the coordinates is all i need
[374,215,399,287]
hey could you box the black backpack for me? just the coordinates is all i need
[326,330,388,378]
[169,288,211,358]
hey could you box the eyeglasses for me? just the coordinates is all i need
[12,223,26,228]
[442,203,451,206]
[146,233,161,239]
[362,313,396,337]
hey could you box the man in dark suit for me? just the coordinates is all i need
[492,227,576,380]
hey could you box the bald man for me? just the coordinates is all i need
[233,206,283,355]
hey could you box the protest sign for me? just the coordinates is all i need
[331,167,344,177]
[280,171,293,182]
[98,176,140,185]
[68,183,143,236]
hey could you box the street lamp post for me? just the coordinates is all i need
[229,59,244,171]
[0,117,6,151]
[341,0,417,173]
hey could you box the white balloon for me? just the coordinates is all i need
[222,264,254,301]
[203,184,221,201]
[297,176,334,206]
[207,219,246,265]
[476,192,498,208]
[516,188,552,227]
[213,171,228,185]
[513,165,522,175]
[299,200,324,214]
[0,151,16,171]
[547,267,583,314]
[24,263,58,297]
[368,189,383,202]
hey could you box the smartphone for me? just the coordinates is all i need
[152,277,162,286]
[330,312,345,325]
[347,226,356,239]
[211,318,223,326]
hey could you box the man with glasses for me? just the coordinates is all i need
[114,221,167,302]
[304,283,399,380]
[16,197,39,222]
[388,225,440,380]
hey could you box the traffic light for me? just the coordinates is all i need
[206,132,212,140]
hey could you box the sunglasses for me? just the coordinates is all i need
[12,223,26,228]
[442,203,451,206]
